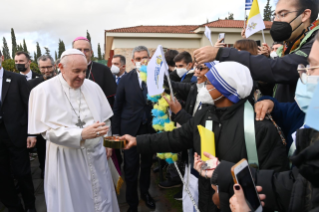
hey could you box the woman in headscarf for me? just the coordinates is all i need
[121,61,288,212]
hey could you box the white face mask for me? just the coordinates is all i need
[111,65,120,74]
[135,62,141,70]
[197,86,223,105]
[176,68,188,77]
[270,51,278,59]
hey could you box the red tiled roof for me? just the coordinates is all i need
[105,20,273,34]
[201,20,272,29]
[105,25,198,34]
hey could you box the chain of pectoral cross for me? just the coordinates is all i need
[58,77,86,128]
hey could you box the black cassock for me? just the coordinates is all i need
[86,62,117,107]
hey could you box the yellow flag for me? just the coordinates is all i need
[245,0,265,38]
[197,125,216,161]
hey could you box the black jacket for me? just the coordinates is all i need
[137,99,288,212]
[214,128,319,212]
[112,69,154,136]
[0,70,30,147]
[87,62,117,107]
[216,31,318,102]
[31,70,41,79]
[28,75,44,89]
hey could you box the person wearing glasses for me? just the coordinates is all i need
[194,0,319,103]
[72,37,117,108]
[28,55,57,179]
[194,33,319,212]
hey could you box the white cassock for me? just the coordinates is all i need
[28,74,119,212]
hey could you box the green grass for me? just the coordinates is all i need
[154,165,183,212]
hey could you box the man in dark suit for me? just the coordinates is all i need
[14,51,40,81]
[111,54,126,85]
[28,55,57,179]
[0,50,37,211]
[112,46,155,212]
[72,36,117,107]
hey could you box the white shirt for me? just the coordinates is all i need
[136,70,143,88]
[20,70,32,81]
[0,67,3,101]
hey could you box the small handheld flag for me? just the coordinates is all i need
[245,0,253,10]
[204,26,213,46]
[245,0,265,38]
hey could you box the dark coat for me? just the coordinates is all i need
[137,99,289,212]
[28,75,44,89]
[216,31,318,102]
[214,128,319,212]
[31,71,41,79]
[87,62,117,107]
[112,69,154,136]
[0,70,30,147]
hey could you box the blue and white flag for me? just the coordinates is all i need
[204,26,213,46]
[147,45,168,96]
[245,0,253,10]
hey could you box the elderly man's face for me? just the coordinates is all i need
[308,40,319,76]
[39,59,56,79]
[59,55,87,89]
[73,40,93,64]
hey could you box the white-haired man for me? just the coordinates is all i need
[28,49,119,212]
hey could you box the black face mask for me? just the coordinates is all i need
[15,63,27,72]
[270,14,303,42]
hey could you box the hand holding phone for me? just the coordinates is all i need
[231,159,262,212]
[218,33,226,44]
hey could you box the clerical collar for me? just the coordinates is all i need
[58,73,81,90]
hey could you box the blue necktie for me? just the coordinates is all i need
[116,77,121,85]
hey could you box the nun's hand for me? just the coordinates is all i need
[255,100,274,121]
[194,46,219,65]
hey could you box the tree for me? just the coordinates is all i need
[11,28,17,59]
[36,42,42,60]
[18,43,24,51]
[55,51,58,60]
[23,39,28,53]
[97,43,102,60]
[86,30,91,42]
[263,0,272,21]
[44,47,50,56]
[34,52,37,61]
[58,39,66,58]
[225,13,234,20]
[2,37,11,60]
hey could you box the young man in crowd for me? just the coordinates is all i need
[111,54,126,85]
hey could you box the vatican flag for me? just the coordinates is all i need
[245,0,265,38]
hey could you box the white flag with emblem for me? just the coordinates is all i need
[245,0,265,38]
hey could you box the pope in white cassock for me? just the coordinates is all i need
[28,49,120,212]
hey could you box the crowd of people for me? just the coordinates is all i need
[0,0,319,211]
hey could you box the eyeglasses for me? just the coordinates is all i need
[297,64,319,83]
[39,66,53,70]
[196,66,209,71]
[272,11,299,21]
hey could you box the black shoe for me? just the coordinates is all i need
[158,180,182,189]
[127,207,138,212]
[141,193,156,209]
[173,189,183,201]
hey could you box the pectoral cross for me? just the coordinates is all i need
[76,117,86,128]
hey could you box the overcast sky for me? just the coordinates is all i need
[0,0,276,59]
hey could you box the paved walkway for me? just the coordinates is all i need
[0,157,180,212]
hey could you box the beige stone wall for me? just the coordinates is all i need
[114,48,198,72]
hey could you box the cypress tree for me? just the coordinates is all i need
[36,42,42,60]
[11,28,17,58]
[97,43,102,60]
[44,47,50,56]
[23,39,28,53]
[86,30,91,42]
[55,51,58,60]
[34,52,37,61]
[2,37,11,60]
[263,0,272,21]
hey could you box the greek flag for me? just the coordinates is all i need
[245,0,253,10]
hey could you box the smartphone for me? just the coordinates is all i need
[255,40,261,47]
[218,33,226,43]
[231,159,262,212]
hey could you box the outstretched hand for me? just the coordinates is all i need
[193,152,219,179]
[119,134,137,150]
[194,46,219,64]
[254,100,274,121]
[162,94,181,114]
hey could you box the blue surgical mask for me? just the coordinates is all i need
[295,76,319,113]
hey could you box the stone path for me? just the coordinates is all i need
[0,157,180,212]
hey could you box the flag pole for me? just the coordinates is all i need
[166,71,176,103]
[261,29,266,44]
